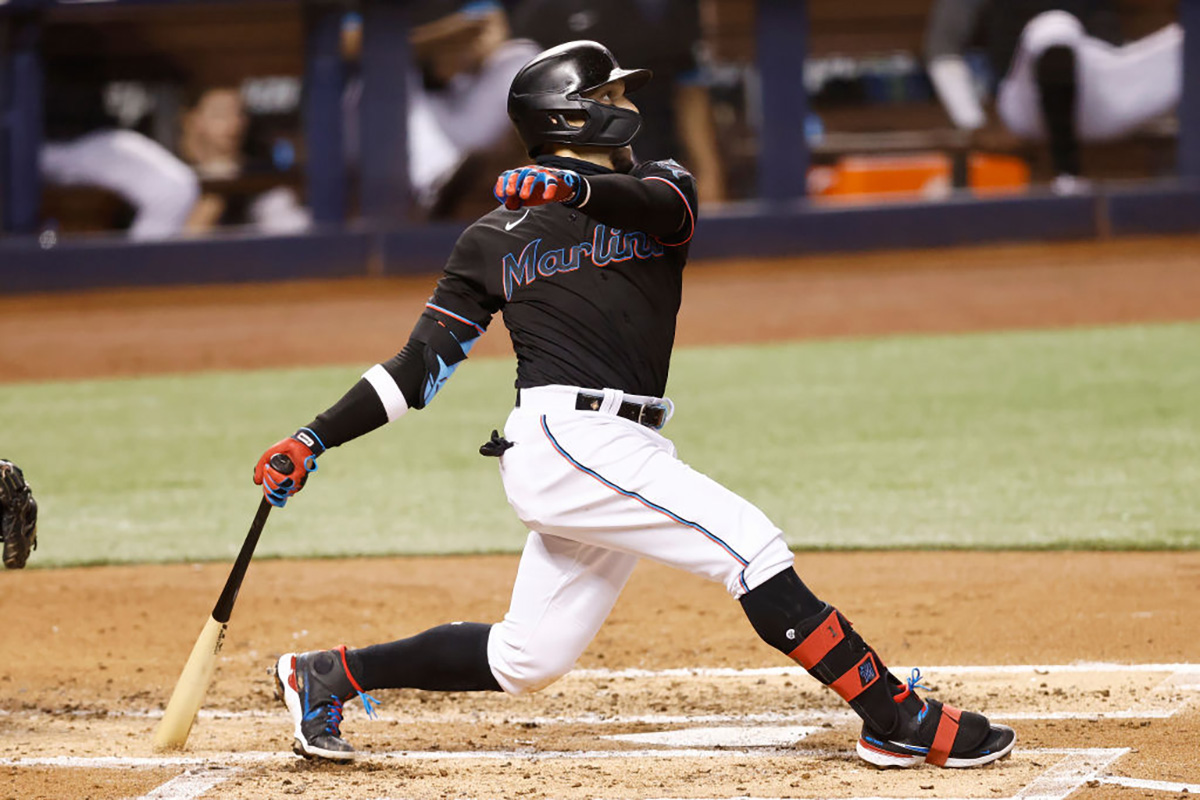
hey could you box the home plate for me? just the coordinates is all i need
[603,725,819,748]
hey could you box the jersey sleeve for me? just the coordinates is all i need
[566,159,698,245]
[302,228,502,449]
[633,159,699,246]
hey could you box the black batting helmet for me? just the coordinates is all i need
[507,40,652,157]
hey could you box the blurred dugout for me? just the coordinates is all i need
[0,0,1192,240]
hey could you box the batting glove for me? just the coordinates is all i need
[494,166,582,210]
[253,428,325,507]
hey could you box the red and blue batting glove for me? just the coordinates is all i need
[253,428,325,507]
[494,166,582,210]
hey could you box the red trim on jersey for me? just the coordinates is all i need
[425,302,486,336]
[643,176,695,246]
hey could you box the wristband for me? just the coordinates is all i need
[292,427,327,458]
[562,175,590,208]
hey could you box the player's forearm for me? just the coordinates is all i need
[303,343,425,448]
[572,173,690,239]
[303,300,486,448]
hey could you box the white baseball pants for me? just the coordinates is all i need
[486,385,796,694]
[996,11,1183,142]
[42,129,200,240]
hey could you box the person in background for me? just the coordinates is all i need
[509,0,727,204]
[408,0,542,218]
[925,0,1183,194]
[41,24,199,240]
[343,1,539,219]
[178,86,311,235]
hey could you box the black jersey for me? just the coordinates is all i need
[429,158,697,398]
[305,156,699,450]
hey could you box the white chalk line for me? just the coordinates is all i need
[7,747,1187,800]
[139,768,233,800]
[15,661,1196,727]
[1098,775,1200,792]
[1013,748,1129,800]
[351,750,1133,800]
[11,664,1196,800]
[27,706,1183,727]
[571,662,1200,679]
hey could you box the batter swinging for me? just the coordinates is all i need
[256,40,1016,770]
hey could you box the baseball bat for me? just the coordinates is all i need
[153,453,293,751]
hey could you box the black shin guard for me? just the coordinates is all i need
[346,622,502,693]
[1036,45,1081,176]
[740,568,902,735]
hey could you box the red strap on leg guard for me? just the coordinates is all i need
[926,703,962,766]
[828,652,881,701]
[787,609,845,669]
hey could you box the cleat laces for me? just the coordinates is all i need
[905,667,931,694]
[895,667,933,724]
[357,691,381,719]
[326,697,344,735]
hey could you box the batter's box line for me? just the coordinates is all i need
[349,749,1138,800]
[570,662,1200,679]
[17,748,1200,800]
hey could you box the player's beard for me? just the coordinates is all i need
[611,146,635,173]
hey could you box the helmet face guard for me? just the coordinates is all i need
[508,40,652,157]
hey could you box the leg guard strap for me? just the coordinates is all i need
[786,607,845,668]
[927,703,962,766]
[791,605,895,732]
[738,572,901,734]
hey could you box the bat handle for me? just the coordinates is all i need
[269,453,295,474]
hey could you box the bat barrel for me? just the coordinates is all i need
[154,496,275,750]
[153,616,227,750]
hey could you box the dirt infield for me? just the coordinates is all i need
[2,236,1199,799]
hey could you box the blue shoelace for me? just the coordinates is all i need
[357,691,381,719]
[906,668,932,724]
[906,667,931,694]
[325,696,344,734]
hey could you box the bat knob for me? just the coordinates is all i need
[269,453,295,474]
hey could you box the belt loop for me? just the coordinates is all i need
[599,388,623,416]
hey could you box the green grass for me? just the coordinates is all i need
[3,322,1199,566]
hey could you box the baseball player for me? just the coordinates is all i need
[257,40,1016,770]
[925,0,1183,193]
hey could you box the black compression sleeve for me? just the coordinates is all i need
[571,173,688,239]
[305,379,387,449]
[304,341,427,448]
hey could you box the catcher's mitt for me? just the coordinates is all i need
[0,459,38,569]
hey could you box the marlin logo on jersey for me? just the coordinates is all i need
[502,225,665,300]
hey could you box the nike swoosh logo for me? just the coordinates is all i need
[505,209,530,231]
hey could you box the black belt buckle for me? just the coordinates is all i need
[635,402,665,430]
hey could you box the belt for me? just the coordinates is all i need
[516,387,670,430]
